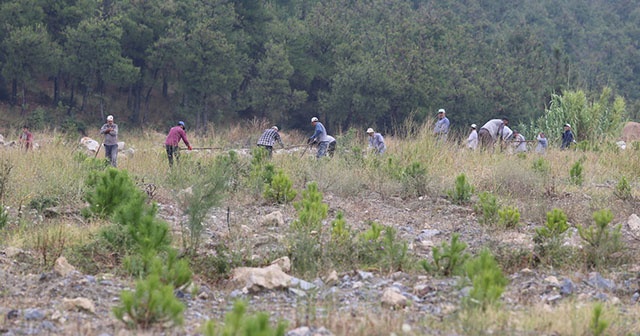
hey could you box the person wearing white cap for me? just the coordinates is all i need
[366,128,386,154]
[257,125,284,157]
[433,108,450,142]
[100,115,118,167]
[467,124,478,150]
[308,117,330,158]
[561,123,575,150]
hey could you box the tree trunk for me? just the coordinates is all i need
[11,78,17,106]
[67,84,75,116]
[162,73,168,98]
[80,86,88,112]
[53,74,59,104]
[21,83,26,114]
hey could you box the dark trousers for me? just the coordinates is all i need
[327,140,336,157]
[478,128,495,150]
[257,144,273,157]
[104,144,118,167]
[166,145,180,167]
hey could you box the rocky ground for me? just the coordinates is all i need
[1,190,640,335]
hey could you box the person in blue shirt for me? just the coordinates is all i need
[433,108,450,142]
[366,128,386,154]
[308,117,330,158]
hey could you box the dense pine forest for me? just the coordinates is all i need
[1,0,639,133]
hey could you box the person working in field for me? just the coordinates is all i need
[257,126,285,158]
[366,128,386,154]
[433,108,450,142]
[512,130,527,153]
[308,117,331,158]
[100,115,118,167]
[165,121,192,167]
[467,124,478,150]
[478,117,510,150]
[561,123,576,150]
[19,125,33,151]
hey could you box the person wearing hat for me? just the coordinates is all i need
[164,121,192,167]
[433,108,450,142]
[467,124,478,150]
[478,117,509,150]
[366,128,386,154]
[512,130,527,153]
[257,126,284,158]
[100,115,119,167]
[308,117,330,158]
[561,123,576,150]
[536,132,548,154]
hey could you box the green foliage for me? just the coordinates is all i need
[85,168,138,218]
[569,161,584,186]
[33,225,67,269]
[531,157,550,175]
[464,249,508,311]
[113,271,185,329]
[27,107,47,130]
[498,206,520,228]
[201,300,287,336]
[578,209,625,269]
[357,222,409,273]
[401,161,429,196]
[263,169,297,204]
[534,208,570,267]
[289,183,328,275]
[589,303,609,336]
[28,195,59,212]
[474,192,500,226]
[250,147,276,193]
[421,233,469,276]
[326,211,354,266]
[149,250,192,289]
[0,205,8,230]
[447,173,474,205]
[0,159,13,204]
[181,161,229,256]
[613,176,632,201]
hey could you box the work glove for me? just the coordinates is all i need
[188,145,193,150]
[307,138,314,145]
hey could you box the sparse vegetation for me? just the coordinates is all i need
[421,233,469,276]
[613,176,632,200]
[201,300,287,336]
[464,249,508,311]
[569,160,584,186]
[498,206,521,229]
[447,173,474,205]
[534,208,571,267]
[474,192,500,226]
[578,209,625,269]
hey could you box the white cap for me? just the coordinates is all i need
[564,123,571,128]
[471,124,477,129]
[311,117,319,122]
[366,128,374,133]
[272,126,278,131]
[438,108,445,113]
[106,115,114,121]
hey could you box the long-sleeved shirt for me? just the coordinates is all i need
[310,122,329,143]
[100,123,118,145]
[257,128,284,147]
[480,119,506,140]
[561,130,575,149]
[467,130,478,150]
[368,133,386,153]
[513,133,527,152]
[434,117,450,135]
[536,135,548,153]
[165,126,191,147]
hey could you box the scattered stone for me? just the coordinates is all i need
[560,278,575,295]
[402,323,412,333]
[586,272,616,291]
[593,292,609,301]
[610,296,621,305]
[7,310,19,320]
[262,211,285,227]
[287,326,311,336]
[63,297,96,314]
[417,229,441,240]
[231,264,292,292]
[352,281,364,289]
[357,270,373,281]
[79,137,100,152]
[413,283,434,297]
[289,288,307,297]
[4,247,24,258]
[290,277,316,291]
[324,270,339,286]
[270,256,291,273]
[197,291,209,300]
[544,294,562,303]
[23,308,45,321]
[520,268,534,275]
[54,257,76,277]
[631,292,639,302]
[544,276,560,287]
[628,214,640,239]
[287,326,334,336]
[381,287,408,308]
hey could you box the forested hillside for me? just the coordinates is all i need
[0,0,638,133]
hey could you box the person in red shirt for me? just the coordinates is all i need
[164,121,192,167]
[19,125,33,151]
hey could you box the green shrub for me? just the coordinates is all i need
[578,209,625,269]
[326,211,354,267]
[421,233,469,276]
[589,303,609,336]
[357,222,409,273]
[569,161,584,186]
[534,208,570,267]
[531,157,550,175]
[263,169,297,204]
[474,192,499,225]
[34,225,67,269]
[28,196,60,212]
[149,250,192,289]
[464,249,508,311]
[201,300,287,336]
[498,206,520,228]
[113,271,185,329]
[401,161,429,196]
[613,176,632,200]
[85,168,139,218]
[447,173,474,204]
[0,205,8,230]
[290,183,328,275]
